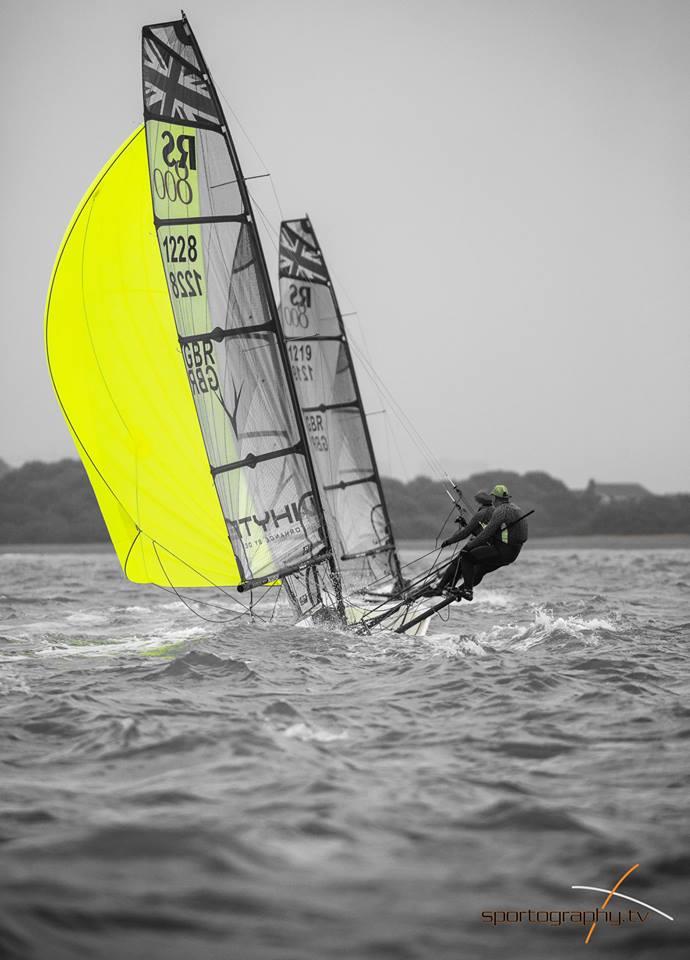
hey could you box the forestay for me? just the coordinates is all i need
[279,218,404,598]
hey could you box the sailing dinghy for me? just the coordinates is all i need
[278,217,405,599]
[45,14,446,635]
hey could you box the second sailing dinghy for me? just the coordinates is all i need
[45,13,443,635]
[278,218,404,599]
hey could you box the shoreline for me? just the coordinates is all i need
[1,534,689,554]
[399,533,690,551]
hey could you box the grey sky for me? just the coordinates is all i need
[2,0,688,492]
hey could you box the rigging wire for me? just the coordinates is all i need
[241,158,448,488]
[248,191,281,250]
[437,602,452,624]
[156,589,254,615]
[246,179,470,618]
[212,52,474,513]
[363,545,445,590]
[207,83,470,622]
[347,337,450,482]
[246,160,460,507]
[359,558,448,622]
[217,88,285,222]
[151,542,267,624]
[155,585,251,624]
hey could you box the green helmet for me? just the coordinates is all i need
[491,484,510,499]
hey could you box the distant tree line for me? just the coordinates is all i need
[383,470,690,539]
[0,460,108,543]
[0,459,688,543]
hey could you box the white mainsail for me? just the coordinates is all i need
[278,217,404,601]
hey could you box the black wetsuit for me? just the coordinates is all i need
[460,500,529,589]
[436,504,493,591]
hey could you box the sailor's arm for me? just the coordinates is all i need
[441,511,484,548]
[463,506,506,548]
[442,525,470,548]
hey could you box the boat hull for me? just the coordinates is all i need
[298,598,435,636]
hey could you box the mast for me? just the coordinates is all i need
[142,14,344,619]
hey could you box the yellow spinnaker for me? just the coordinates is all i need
[45,126,241,586]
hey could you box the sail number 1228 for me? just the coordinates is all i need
[161,234,204,300]
[169,269,203,299]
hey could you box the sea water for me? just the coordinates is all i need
[0,545,688,959]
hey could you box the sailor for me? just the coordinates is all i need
[449,483,529,601]
[443,491,494,549]
[428,491,494,594]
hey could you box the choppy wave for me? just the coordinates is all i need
[0,546,688,959]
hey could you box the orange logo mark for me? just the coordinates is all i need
[583,863,640,944]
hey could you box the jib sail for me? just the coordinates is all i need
[142,18,340,609]
[278,217,404,596]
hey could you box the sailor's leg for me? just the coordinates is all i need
[472,552,502,586]
[474,544,523,585]
[461,545,501,592]
[430,554,463,593]
[495,543,523,568]
[459,551,475,590]
[422,555,467,599]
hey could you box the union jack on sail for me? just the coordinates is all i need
[142,32,219,125]
[279,221,329,285]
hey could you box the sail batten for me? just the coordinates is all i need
[211,443,304,475]
[179,322,274,344]
[323,476,377,492]
[303,401,358,413]
[155,214,248,226]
